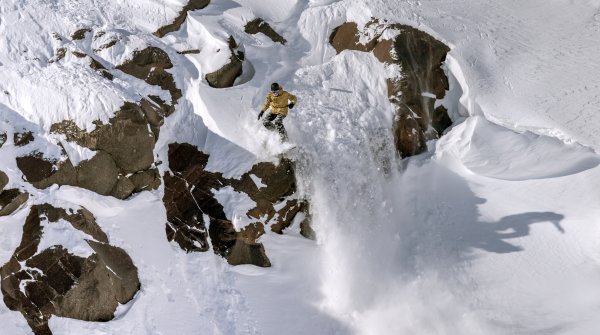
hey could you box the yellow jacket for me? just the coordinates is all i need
[261,88,297,115]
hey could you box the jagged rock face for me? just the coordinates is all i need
[163,143,311,266]
[205,37,245,88]
[0,170,29,217]
[0,204,140,335]
[154,0,211,38]
[330,21,451,157]
[244,18,287,44]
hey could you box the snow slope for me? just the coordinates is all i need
[2,0,600,334]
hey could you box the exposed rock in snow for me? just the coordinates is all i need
[330,20,451,157]
[163,142,309,266]
[13,131,34,147]
[17,100,163,199]
[0,171,7,191]
[154,0,211,38]
[116,47,182,105]
[205,36,245,88]
[0,204,139,335]
[0,132,6,148]
[0,171,28,217]
[70,28,92,41]
[244,18,287,45]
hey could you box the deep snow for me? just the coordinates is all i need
[1,0,600,334]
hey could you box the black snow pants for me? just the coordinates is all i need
[263,112,287,140]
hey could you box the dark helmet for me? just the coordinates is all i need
[271,82,280,92]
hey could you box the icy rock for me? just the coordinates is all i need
[330,20,451,157]
[0,205,139,335]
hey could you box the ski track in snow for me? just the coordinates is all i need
[1,0,600,334]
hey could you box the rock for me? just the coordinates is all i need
[244,18,287,44]
[163,143,225,252]
[89,57,113,80]
[71,28,92,40]
[163,143,309,265]
[95,103,156,173]
[13,131,34,147]
[0,205,140,335]
[0,132,6,148]
[16,154,55,183]
[330,20,452,157]
[54,240,140,321]
[0,189,29,217]
[177,49,200,54]
[41,101,162,198]
[205,37,244,88]
[117,47,181,104]
[0,170,7,191]
[77,151,119,196]
[208,218,271,267]
[129,168,161,192]
[154,0,211,38]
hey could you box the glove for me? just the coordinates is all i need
[258,110,264,120]
[288,103,295,109]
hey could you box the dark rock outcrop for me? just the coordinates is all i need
[14,131,34,147]
[0,132,6,148]
[330,20,451,157]
[163,143,311,266]
[244,18,287,44]
[71,28,92,40]
[16,101,163,199]
[117,47,182,105]
[0,204,140,335]
[89,57,113,80]
[154,0,210,38]
[205,37,245,88]
[0,171,29,217]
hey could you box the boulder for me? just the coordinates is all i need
[0,205,140,335]
[205,37,244,88]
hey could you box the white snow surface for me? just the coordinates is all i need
[1,0,600,335]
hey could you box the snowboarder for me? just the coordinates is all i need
[257,83,297,141]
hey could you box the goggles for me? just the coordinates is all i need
[271,90,280,94]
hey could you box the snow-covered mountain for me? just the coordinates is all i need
[1,0,600,334]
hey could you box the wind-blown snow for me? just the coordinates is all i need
[1,0,600,334]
